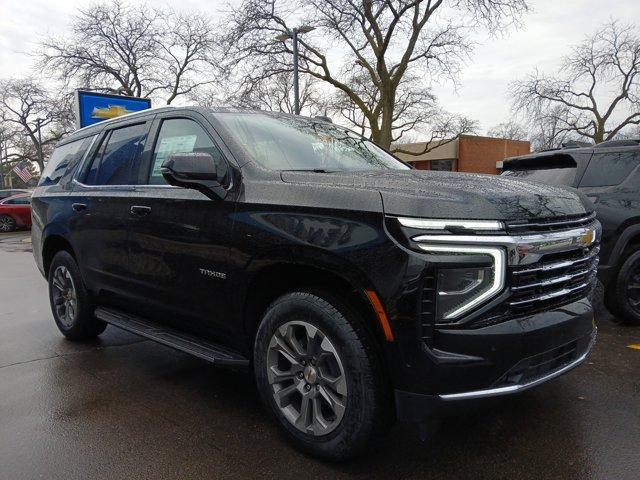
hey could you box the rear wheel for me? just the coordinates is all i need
[0,215,15,232]
[608,248,640,325]
[48,250,107,340]
[253,291,392,460]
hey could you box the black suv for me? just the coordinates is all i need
[32,107,599,460]
[502,140,640,325]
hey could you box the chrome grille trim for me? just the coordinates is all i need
[512,246,600,275]
[509,280,592,307]
[413,223,600,267]
[510,268,591,291]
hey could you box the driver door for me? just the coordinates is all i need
[125,113,237,340]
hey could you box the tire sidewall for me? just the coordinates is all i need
[48,250,100,337]
[254,292,378,459]
[613,249,640,325]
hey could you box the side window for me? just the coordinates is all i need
[149,118,226,185]
[39,136,94,186]
[84,123,147,185]
[5,197,31,205]
[580,152,639,187]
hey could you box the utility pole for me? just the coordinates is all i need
[275,25,315,115]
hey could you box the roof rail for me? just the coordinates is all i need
[594,139,640,148]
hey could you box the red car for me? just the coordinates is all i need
[0,193,32,232]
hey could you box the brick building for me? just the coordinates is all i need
[394,134,530,174]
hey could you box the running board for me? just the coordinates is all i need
[95,307,249,368]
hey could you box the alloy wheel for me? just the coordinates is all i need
[0,216,14,232]
[51,265,78,328]
[266,320,347,436]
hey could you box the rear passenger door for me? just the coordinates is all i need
[69,121,151,304]
[125,113,237,340]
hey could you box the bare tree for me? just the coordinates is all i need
[232,71,327,115]
[391,111,478,155]
[326,70,476,147]
[223,0,528,152]
[486,121,528,140]
[511,20,640,144]
[614,125,640,140]
[525,105,584,151]
[0,78,72,172]
[39,0,219,104]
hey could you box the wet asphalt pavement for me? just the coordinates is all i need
[1,231,638,480]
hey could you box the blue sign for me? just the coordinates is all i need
[75,90,151,128]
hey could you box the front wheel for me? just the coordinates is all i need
[48,250,107,340]
[254,291,391,460]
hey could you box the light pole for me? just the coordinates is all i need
[276,25,315,115]
[35,117,44,167]
[0,139,4,189]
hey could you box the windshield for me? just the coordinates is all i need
[216,113,410,172]
[501,167,578,186]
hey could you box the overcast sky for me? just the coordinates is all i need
[1,0,639,134]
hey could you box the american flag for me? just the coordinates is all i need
[12,162,33,184]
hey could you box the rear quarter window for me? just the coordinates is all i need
[39,136,95,186]
[579,152,639,187]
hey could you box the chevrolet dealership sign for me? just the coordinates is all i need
[74,90,151,128]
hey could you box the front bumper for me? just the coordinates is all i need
[393,300,596,422]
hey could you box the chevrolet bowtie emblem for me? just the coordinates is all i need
[579,228,596,246]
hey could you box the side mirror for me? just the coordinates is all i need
[161,152,227,198]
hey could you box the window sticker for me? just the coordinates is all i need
[152,135,197,177]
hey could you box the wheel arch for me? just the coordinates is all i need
[42,234,77,277]
[242,262,390,352]
[607,221,640,268]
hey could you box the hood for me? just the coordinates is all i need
[280,169,591,221]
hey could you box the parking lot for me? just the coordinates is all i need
[0,230,638,480]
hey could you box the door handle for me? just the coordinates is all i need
[72,203,87,212]
[130,205,152,216]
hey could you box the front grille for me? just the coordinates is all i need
[506,212,596,234]
[508,244,599,312]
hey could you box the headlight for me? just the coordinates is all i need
[418,245,506,322]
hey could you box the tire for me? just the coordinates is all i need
[0,215,15,232]
[254,291,392,461]
[48,250,107,340]
[608,247,640,325]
